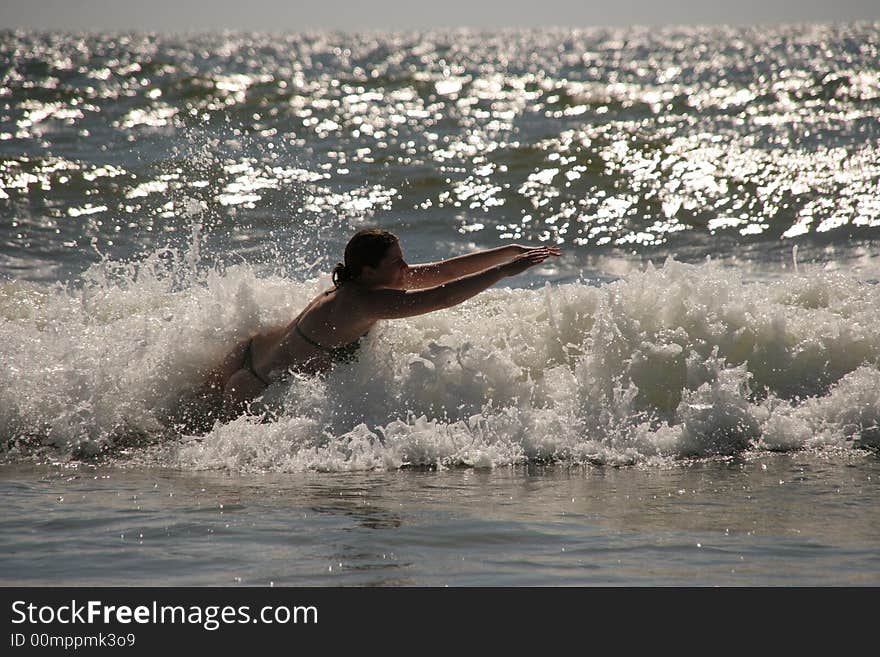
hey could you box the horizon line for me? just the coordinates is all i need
[2,18,877,37]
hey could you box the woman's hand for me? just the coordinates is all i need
[502,246,561,277]
[512,244,562,258]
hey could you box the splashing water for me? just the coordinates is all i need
[2,253,878,471]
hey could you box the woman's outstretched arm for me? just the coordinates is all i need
[362,247,559,319]
[404,244,559,289]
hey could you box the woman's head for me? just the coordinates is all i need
[332,228,405,288]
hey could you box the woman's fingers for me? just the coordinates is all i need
[505,247,562,276]
[529,246,561,256]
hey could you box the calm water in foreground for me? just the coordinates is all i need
[2,453,878,586]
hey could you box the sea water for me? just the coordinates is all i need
[1,24,879,585]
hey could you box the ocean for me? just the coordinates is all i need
[1,23,879,586]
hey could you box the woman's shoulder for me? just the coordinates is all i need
[327,282,366,298]
[307,285,375,332]
[326,282,395,317]
[318,284,369,310]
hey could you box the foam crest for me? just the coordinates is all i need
[168,259,880,471]
[3,257,879,470]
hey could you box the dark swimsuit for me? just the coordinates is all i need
[293,323,369,365]
[242,338,272,386]
[242,324,369,386]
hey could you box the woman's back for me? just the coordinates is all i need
[260,284,375,378]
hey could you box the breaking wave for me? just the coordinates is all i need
[2,253,878,471]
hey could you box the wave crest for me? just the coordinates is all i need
[2,256,879,470]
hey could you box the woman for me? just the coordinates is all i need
[205,228,561,418]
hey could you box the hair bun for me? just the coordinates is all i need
[331,261,350,287]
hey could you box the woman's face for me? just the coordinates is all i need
[369,242,407,287]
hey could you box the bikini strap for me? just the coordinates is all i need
[294,322,330,351]
[295,322,369,351]
[244,339,272,386]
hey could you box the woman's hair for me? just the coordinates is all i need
[332,228,399,287]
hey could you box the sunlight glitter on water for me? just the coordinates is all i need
[2,23,880,277]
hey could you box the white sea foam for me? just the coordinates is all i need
[1,256,878,471]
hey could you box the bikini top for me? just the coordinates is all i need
[294,323,369,364]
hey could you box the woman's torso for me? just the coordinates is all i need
[250,284,375,379]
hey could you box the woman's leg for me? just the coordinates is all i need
[201,339,263,422]
[221,369,267,418]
